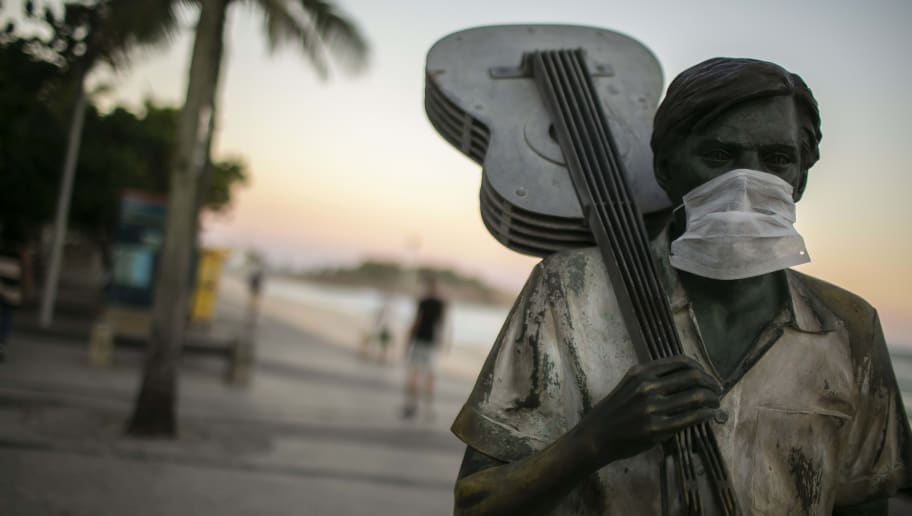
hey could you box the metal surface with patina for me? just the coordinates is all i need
[528,48,737,515]
[425,24,670,257]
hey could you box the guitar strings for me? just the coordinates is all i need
[531,50,700,515]
[563,51,728,513]
[560,49,739,514]
[542,51,666,361]
[561,51,680,361]
[530,49,740,516]
[568,48,739,515]
[548,51,702,514]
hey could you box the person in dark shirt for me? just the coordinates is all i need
[403,274,447,419]
[0,225,31,362]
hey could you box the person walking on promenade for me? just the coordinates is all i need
[0,225,31,362]
[361,291,395,363]
[403,274,447,419]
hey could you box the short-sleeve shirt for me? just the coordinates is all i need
[0,251,23,306]
[414,297,445,344]
[452,235,912,515]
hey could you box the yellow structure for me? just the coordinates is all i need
[89,306,152,367]
[191,248,231,323]
[90,247,235,372]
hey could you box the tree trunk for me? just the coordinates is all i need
[192,102,217,248]
[39,72,88,328]
[126,0,228,437]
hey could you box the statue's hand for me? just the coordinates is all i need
[578,356,721,468]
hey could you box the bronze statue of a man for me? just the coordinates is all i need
[452,58,912,515]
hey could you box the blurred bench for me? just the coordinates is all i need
[89,306,253,385]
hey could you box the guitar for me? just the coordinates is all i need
[425,24,670,257]
[425,25,739,515]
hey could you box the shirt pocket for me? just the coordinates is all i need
[747,406,850,515]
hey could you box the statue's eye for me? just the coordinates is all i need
[701,149,731,163]
[764,152,793,166]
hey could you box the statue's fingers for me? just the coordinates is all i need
[657,368,722,395]
[638,355,701,377]
[652,388,720,416]
[663,408,721,434]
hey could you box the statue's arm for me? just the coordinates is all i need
[453,356,721,516]
[831,498,888,516]
[454,431,600,516]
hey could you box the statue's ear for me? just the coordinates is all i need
[654,154,684,207]
[653,155,671,195]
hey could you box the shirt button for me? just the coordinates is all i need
[713,410,729,424]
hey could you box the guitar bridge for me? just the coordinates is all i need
[489,54,614,79]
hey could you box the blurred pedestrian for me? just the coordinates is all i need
[361,292,394,362]
[248,267,264,302]
[402,274,447,419]
[0,225,31,362]
[247,264,264,323]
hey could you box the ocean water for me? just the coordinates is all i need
[265,277,511,351]
[889,348,912,416]
[265,277,912,414]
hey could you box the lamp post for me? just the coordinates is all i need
[39,79,87,328]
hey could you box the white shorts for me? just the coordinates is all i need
[407,340,438,371]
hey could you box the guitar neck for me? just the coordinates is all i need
[529,49,678,363]
[528,49,739,516]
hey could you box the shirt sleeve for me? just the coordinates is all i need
[450,260,581,463]
[836,311,912,506]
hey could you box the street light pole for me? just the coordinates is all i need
[39,81,87,328]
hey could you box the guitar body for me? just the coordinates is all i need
[425,25,670,257]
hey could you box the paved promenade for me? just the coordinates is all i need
[0,288,473,516]
[3,281,911,515]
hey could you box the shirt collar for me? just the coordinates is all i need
[783,271,841,333]
[651,227,838,335]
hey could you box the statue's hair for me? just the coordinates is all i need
[652,58,822,190]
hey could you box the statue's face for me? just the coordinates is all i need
[659,95,804,203]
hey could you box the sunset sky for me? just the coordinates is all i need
[74,0,911,344]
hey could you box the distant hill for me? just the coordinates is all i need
[286,260,516,306]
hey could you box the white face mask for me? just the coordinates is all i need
[669,168,810,280]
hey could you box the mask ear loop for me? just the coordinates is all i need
[671,203,688,239]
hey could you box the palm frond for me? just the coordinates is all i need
[254,0,367,78]
[296,0,367,70]
[96,0,186,70]
[255,0,329,77]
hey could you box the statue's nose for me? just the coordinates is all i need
[734,151,762,171]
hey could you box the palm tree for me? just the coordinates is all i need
[126,0,368,437]
[33,0,182,327]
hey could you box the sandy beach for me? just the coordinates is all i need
[219,271,497,381]
[224,270,912,416]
